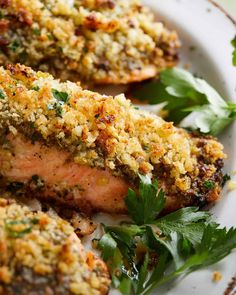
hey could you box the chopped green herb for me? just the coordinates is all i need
[231,35,236,66]
[203,180,215,190]
[0,89,5,99]
[31,86,40,91]
[47,33,54,40]
[9,40,21,52]
[55,105,63,117]
[5,218,39,238]
[98,176,236,295]
[47,102,63,117]
[222,174,231,186]
[32,28,41,36]
[52,89,69,103]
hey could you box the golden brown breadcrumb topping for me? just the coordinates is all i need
[0,198,110,294]
[0,64,226,197]
[0,0,180,83]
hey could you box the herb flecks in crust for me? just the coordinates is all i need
[0,64,226,213]
[0,198,110,294]
[0,0,180,84]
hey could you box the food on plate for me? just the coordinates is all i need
[0,197,110,295]
[97,177,236,295]
[0,64,225,214]
[131,67,236,136]
[0,0,180,84]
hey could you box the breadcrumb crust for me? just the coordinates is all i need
[0,0,180,83]
[0,198,110,294]
[0,64,226,203]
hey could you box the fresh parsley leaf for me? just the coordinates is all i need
[132,67,235,136]
[145,226,183,268]
[231,35,236,66]
[52,89,69,103]
[140,251,169,295]
[125,175,165,225]
[119,277,132,295]
[98,232,117,261]
[155,207,210,247]
[135,253,149,294]
[98,177,236,295]
[104,224,143,262]
[141,224,236,295]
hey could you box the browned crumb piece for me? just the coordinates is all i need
[212,271,223,283]
[0,0,180,84]
[0,198,110,295]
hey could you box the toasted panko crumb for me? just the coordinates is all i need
[228,180,236,191]
[212,271,223,283]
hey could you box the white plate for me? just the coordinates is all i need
[102,0,236,294]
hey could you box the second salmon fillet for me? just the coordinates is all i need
[0,64,226,214]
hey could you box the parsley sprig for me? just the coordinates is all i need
[98,176,236,295]
[133,68,236,136]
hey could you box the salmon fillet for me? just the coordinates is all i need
[0,198,110,295]
[0,0,180,84]
[0,64,226,214]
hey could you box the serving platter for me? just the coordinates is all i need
[93,0,236,294]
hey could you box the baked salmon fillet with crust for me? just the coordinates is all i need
[0,64,226,214]
[0,0,180,84]
[0,198,110,295]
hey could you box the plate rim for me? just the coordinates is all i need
[208,0,236,26]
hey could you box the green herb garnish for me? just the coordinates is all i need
[5,218,39,238]
[32,86,40,91]
[231,35,236,66]
[203,180,215,189]
[0,89,5,99]
[49,89,69,117]
[9,40,21,52]
[98,176,236,295]
[133,67,236,136]
[32,28,41,36]
[222,174,231,186]
[52,89,69,103]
